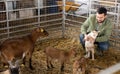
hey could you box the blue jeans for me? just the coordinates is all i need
[79,34,109,51]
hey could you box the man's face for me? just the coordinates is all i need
[96,13,106,23]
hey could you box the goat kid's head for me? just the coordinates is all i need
[9,67,19,74]
[90,30,100,39]
[8,61,20,74]
[33,27,49,37]
[8,60,20,74]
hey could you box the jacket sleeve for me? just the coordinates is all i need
[81,16,91,34]
[95,21,113,42]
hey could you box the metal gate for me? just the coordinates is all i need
[63,0,120,49]
[0,0,63,41]
[0,0,120,49]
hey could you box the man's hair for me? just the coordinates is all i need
[97,7,107,15]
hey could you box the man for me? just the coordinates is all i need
[80,7,113,56]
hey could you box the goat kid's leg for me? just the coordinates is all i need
[91,48,95,60]
[22,53,26,66]
[87,51,90,58]
[46,57,54,70]
[84,48,88,58]
[28,49,35,70]
[84,52,88,58]
[85,48,90,58]
[50,61,54,68]
[28,52,34,70]
[29,58,34,70]
[46,57,50,69]
[61,62,64,71]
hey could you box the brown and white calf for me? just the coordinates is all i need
[0,27,49,74]
[44,46,77,71]
[84,30,99,60]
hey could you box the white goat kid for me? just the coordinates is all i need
[84,30,99,60]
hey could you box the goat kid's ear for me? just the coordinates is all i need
[98,31,100,33]
[40,28,44,32]
[36,28,44,32]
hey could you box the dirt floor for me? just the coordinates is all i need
[1,37,120,74]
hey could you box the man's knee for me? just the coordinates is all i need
[99,42,109,50]
[79,34,85,49]
[100,46,108,50]
[79,34,84,40]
